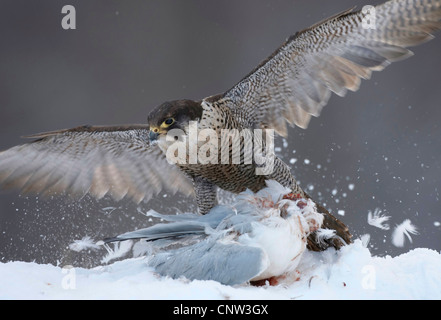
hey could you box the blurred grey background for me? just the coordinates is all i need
[0,0,440,267]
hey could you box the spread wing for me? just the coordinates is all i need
[221,0,441,136]
[0,125,194,203]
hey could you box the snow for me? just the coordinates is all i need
[1,240,440,299]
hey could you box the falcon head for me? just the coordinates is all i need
[147,99,202,142]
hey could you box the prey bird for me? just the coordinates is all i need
[104,181,327,286]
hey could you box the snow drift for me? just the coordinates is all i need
[1,240,440,299]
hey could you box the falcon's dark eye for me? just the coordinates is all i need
[164,118,175,125]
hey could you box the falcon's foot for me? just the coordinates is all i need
[307,199,352,251]
[284,192,352,251]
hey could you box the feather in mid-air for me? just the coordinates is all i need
[1,0,440,254]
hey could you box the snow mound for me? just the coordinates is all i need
[1,240,440,299]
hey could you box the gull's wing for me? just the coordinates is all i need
[149,240,266,286]
[220,0,441,136]
[104,205,235,243]
[0,125,193,203]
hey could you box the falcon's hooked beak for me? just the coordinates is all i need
[149,129,159,142]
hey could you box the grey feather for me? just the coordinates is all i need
[105,205,235,242]
[149,240,266,286]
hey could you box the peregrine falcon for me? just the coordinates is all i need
[0,0,440,251]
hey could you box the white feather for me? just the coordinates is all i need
[315,229,337,246]
[360,234,371,248]
[392,219,419,248]
[367,208,391,230]
[69,236,100,252]
[101,240,133,264]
